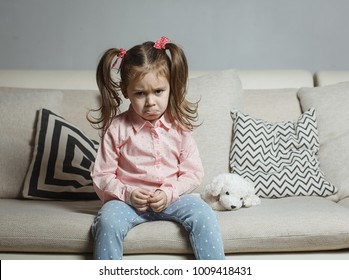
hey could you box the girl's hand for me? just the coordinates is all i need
[148,190,167,212]
[130,188,151,212]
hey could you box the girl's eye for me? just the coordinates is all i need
[135,92,145,97]
[240,197,243,200]
[155,89,163,95]
[226,191,229,195]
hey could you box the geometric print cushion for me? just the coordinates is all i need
[230,108,337,198]
[23,109,99,200]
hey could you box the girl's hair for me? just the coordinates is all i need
[88,39,199,135]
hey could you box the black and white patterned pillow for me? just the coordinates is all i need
[23,109,99,200]
[230,108,337,198]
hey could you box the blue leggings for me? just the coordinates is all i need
[91,194,225,260]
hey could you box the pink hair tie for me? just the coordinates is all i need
[154,36,170,49]
[112,48,127,69]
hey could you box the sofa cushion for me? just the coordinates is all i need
[188,69,243,191]
[244,88,302,122]
[230,108,337,198]
[338,197,349,209]
[0,87,63,198]
[1,197,349,255]
[220,196,349,253]
[0,199,100,253]
[298,82,349,201]
[23,109,99,200]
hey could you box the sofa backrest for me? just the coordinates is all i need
[314,71,349,86]
[0,69,313,199]
[0,69,314,90]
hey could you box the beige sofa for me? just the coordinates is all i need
[1,69,349,260]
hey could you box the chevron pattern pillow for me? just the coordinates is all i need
[230,108,337,198]
[23,109,99,200]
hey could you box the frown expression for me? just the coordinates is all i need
[124,71,170,123]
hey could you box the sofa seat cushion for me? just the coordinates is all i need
[338,197,349,209]
[220,197,349,253]
[0,199,193,255]
[1,197,349,255]
[0,199,101,253]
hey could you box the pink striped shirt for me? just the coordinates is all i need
[91,106,204,205]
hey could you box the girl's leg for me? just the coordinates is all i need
[159,194,225,260]
[91,200,148,260]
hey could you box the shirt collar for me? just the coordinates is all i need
[127,105,172,132]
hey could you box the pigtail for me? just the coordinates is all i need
[165,43,199,131]
[88,48,124,135]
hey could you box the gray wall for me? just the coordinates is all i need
[1,0,348,72]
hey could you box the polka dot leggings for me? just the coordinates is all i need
[91,194,225,260]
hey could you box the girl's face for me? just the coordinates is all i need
[124,71,170,123]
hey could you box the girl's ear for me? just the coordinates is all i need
[120,82,128,99]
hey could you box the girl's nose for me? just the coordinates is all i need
[145,95,155,106]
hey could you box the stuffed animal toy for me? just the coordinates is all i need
[201,173,261,211]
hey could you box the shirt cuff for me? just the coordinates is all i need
[125,185,139,205]
[160,185,179,205]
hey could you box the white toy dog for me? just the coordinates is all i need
[201,173,261,211]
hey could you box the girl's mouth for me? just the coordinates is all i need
[144,110,159,116]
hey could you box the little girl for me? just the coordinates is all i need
[90,36,225,260]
